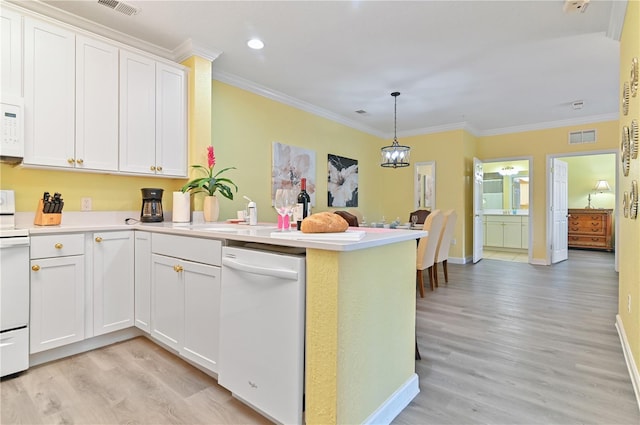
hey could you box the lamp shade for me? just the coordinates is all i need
[593,180,611,192]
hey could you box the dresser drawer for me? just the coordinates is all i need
[569,223,604,235]
[568,235,608,248]
[30,233,84,259]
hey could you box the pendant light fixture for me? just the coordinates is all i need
[381,91,411,168]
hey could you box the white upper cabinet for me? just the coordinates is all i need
[75,35,119,171]
[120,50,187,177]
[156,62,187,177]
[23,17,75,167]
[1,7,22,97]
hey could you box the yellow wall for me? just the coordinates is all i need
[211,80,383,222]
[563,154,616,209]
[477,121,619,261]
[617,0,640,382]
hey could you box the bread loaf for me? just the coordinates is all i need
[300,212,349,233]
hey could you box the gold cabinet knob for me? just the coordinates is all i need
[55,243,63,249]
[173,265,183,273]
[95,237,103,243]
[32,265,40,271]
[156,166,163,172]
[67,158,75,164]
[76,158,84,165]
[150,165,156,171]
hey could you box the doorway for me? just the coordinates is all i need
[546,151,618,269]
[478,157,532,263]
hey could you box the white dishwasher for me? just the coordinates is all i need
[219,245,305,425]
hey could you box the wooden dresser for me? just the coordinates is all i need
[567,209,613,251]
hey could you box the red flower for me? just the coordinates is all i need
[207,145,216,169]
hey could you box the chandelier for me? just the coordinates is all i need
[498,166,517,176]
[381,92,411,168]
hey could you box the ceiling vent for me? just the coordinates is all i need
[563,0,589,13]
[568,129,596,145]
[97,0,139,16]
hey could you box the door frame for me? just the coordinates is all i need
[546,149,619,270]
[474,156,533,263]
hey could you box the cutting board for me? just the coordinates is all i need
[270,230,366,241]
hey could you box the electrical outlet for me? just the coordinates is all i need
[628,294,632,314]
[81,197,92,211]
[451,238,456,245]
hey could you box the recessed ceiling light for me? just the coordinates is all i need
[247,38,264,50]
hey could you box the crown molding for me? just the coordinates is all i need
[174,39,222,63]
[606,0,627,41]
[477,113,619,137]
[398,121,480,138]
[212,70,387,138]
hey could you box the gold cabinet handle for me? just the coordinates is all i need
[55,243,63,249]
[95,237,103,243]
[67,158,75,164]
[150,165,156,171]
[32,265,40,271]
[76,158,84,165]
[156,166,163,172]
[173,265,183,273]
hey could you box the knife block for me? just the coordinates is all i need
[34,199,62,226]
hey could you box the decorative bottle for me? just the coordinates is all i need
[296,178,311,229]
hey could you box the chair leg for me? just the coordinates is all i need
[428,266,435,291]
[416,269,425,298]
[443,260,449,283]
[433,262,439,288]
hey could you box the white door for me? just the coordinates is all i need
[473,157,484,263]
[93,231,134,336]
[551,158,569,263]
[23,17,75,167]
[76,35,119,171]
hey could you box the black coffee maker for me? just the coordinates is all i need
[140,188,164,222]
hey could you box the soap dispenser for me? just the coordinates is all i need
[244,196,257,226]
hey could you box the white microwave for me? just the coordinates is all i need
[0,96,24,162]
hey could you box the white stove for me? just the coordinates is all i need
[0,189,30,377]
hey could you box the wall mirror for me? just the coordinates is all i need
[414,161,435,210]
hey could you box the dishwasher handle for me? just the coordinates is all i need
[222,257,299,281]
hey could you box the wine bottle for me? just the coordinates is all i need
[296,178,311,229]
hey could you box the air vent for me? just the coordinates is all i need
[563,0,589,13]
[355,110,368,115]
[568,129,596,144]
[97,0,139,16]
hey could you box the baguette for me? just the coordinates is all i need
[300,212,349,233]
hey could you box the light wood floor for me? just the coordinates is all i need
[2,250,638,424]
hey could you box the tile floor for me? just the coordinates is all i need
[482,248,529,262]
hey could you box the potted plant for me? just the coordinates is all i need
[181,146,238,221]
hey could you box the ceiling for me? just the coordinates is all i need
[13,0,625,138]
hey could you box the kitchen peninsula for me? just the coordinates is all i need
[19,212,425,425]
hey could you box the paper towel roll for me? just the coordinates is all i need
[173,191,191,223]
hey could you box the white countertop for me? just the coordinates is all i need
[16,211,426,252]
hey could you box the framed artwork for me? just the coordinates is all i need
[328,154,358,207]
[272,142,316,205]
[415,161,435,209]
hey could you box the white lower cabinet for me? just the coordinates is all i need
[92,231,134,336]
[134,231,151,333]
[30,234,85,354]
[484,215,529,249]
[151,234,222,373]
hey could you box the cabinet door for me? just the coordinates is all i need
[23,17,75,167]
[521,220,529,249]
[134,231,151,333]
[155,62,187,177]
[485,222,503,247]
[503,221,522,248]
[93,231,134,336]
[119,50,156,174]
[182,261,220,373]
[30,255,85,353]
[1,7,22,97]
[151,253,183,350]
[76,35,119,171]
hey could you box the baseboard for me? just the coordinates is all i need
[362,373,419,425]
[449,256,467,264]
[616,314,640,412]
[30,327,143,367]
